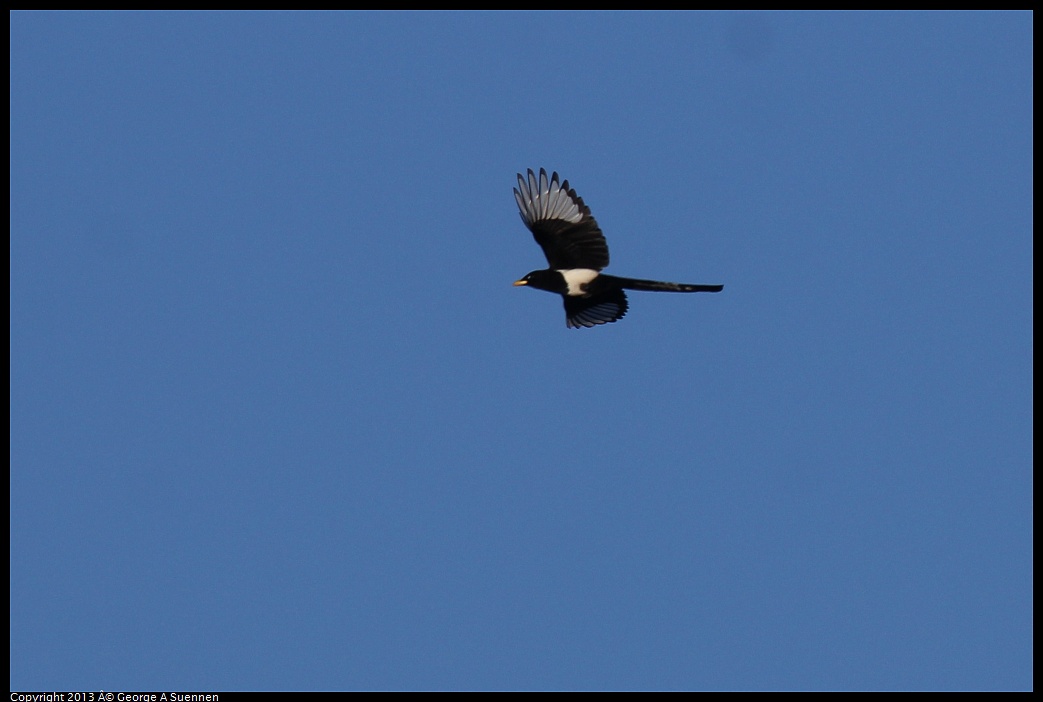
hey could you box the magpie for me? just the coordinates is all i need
[512,168,723,328]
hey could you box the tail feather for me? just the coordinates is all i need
[600,274,723,293]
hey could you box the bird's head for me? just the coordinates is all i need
[513,270,566,294]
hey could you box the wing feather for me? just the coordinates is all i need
[514,168,610,270]
[563,289,628,328]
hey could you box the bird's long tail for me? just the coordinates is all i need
[600,275,724,293]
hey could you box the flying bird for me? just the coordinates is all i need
[512,168,723,328]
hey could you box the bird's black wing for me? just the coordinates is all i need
[564,288,628,329]
[514,168,610,270]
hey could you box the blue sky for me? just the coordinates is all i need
[10,11,1032,691]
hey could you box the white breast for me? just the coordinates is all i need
[558,268,600,296]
